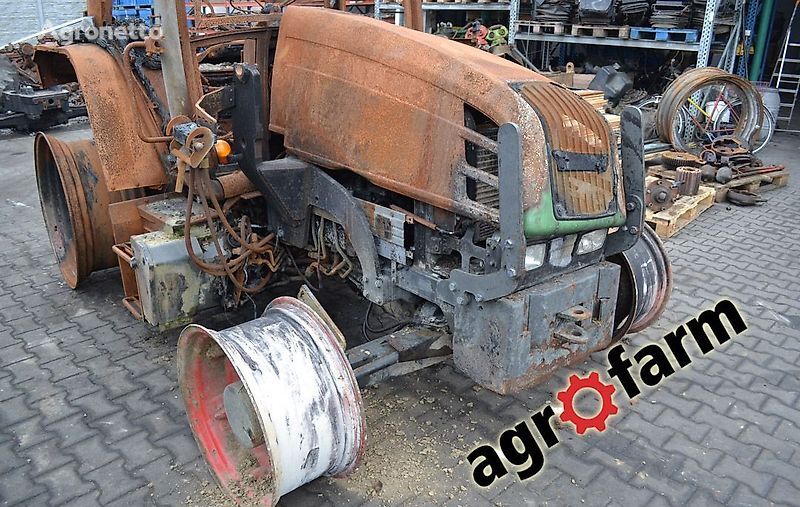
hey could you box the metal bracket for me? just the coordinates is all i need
[231,63,263,179]
[553,150,609,173]
[605,106,645,256]
[347,327,452,387]
[250,158,384,302]
[432,122,526,305]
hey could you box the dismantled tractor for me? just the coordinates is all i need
[32,1,671,504]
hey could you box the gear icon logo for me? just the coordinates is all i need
[556,372,619,435]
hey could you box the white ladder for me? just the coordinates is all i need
[770,1,800,129]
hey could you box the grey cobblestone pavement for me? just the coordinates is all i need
[0,124,798,506]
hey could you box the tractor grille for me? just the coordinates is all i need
[472,125,499,241]
[520,82,617,219]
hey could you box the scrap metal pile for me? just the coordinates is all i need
[525,0,719,28]
[656,67,765,153]
[617,0,650,25]
[650,67,781,209]
[650,0,691,28]
[532,0,575,22]
[577,0,617,24]
[436,20,511,50]
[0,44,86,131]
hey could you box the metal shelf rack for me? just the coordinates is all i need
[376,0,728,69]
[375,0,521,41]
[515,0,720,66]
[513,32,701,52]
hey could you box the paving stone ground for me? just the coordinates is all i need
[0,124,798,506]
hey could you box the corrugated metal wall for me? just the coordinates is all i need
[0,1,86,45]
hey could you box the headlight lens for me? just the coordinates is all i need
[576,229,607,255]
[524,243,546,271]
[548,234,577,267]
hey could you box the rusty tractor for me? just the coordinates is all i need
[31,1,671,504]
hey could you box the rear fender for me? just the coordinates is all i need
[34,44,167,192]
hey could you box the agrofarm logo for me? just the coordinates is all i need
[468,299,748,487]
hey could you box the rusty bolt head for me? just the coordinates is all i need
[144,33,164,55]
[234,64,245,80]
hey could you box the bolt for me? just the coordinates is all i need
[449,282,457,292]
[507,268,517,278]
[629,226,639,235]
[626,202,635,211]
[475,294,484,302]
[505,239,514,248]
[456,295,468,305]
[374,279,382,288]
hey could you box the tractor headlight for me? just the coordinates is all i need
[524,243,546,271]
[576,229,607,255]
[548,234,577,267]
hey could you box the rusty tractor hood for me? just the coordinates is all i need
[271,8,623,238]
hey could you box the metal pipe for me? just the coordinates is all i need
[210,170,258,199]
[35,0,46,30]
[154,0,193,118]
[749,0,775,81]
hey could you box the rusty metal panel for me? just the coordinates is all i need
[270,7,551,216]
[520,82,616,218]
[34,44,167,192]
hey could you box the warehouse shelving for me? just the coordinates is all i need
[376,0,730,69]
[513,32,701,52]
[375,0,521,41]
[515,0,720,66]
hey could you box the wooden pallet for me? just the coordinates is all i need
[648,166,790,203]
[629,26,699,43]
[571,24,630,39]
[711,170,790,202]
[516,21,568,35]
[645,176,715,239]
